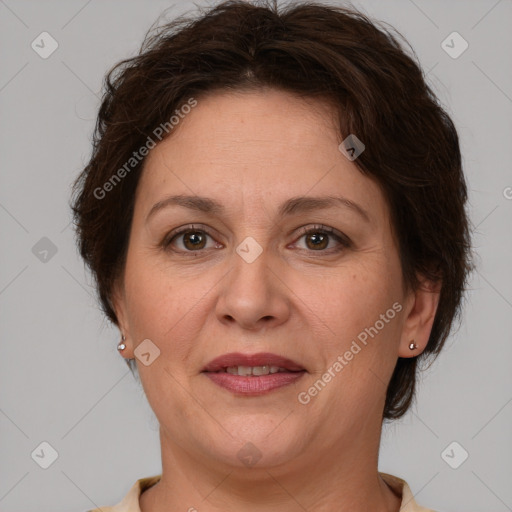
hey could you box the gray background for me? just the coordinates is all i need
[1,0,511,511]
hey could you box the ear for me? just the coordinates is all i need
[398,276,442,358]
[111,280,134,357]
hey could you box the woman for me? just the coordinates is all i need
[72,1,472,510]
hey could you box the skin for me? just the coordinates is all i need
[112,88,441,512]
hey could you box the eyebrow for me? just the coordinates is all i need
[146,194,371,223]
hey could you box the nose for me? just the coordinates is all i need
[215,246,291,332]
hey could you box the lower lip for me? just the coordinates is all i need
[203,371,306,395]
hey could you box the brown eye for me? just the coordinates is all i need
[182,230,207,250]
[163,225,218,253]
[304,232,329,250]
[294,225,350,253]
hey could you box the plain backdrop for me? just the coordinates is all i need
[0,1,511,511]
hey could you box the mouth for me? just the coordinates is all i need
[210,365,300,376]
[202,352,305,373]
[201,352,306,395]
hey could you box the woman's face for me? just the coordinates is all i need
[113,88,427,472]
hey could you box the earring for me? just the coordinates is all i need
[117,334,126,351]
[409,340,417,350]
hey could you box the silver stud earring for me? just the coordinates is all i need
[409,340,417,350]
[117,334,126,351]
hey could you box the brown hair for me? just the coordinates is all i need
[71,0,472,420]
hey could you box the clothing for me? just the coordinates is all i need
[86,472,437,511]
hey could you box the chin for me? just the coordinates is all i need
[199,417,305,469]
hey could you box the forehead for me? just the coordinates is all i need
[135,89,386,222]
[150,89,338,163]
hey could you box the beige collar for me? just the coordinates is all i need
[89,472,436,512]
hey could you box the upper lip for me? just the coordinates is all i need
[202,352,305,372]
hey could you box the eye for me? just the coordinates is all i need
[293,225,350,253]
[161,224,351,255]
[162,225,220,252]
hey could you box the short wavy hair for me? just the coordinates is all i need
[71,0,472,420]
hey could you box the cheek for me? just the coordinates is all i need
[301,271,402,412]
[122,248,183,347]
[299,263,400,346]
[124,261,171,331]
[123,249,216,363]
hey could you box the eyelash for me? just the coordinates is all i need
[161,224,351,255]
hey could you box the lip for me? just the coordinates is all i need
[201,352,306,396]
[204,371,306,395]
[202,352,305,372]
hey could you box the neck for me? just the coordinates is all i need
[139,419,401,512]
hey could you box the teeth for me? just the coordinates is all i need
[224,365,286,376]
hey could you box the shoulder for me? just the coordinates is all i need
[85,475,162,512]
[379,472,439,512]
